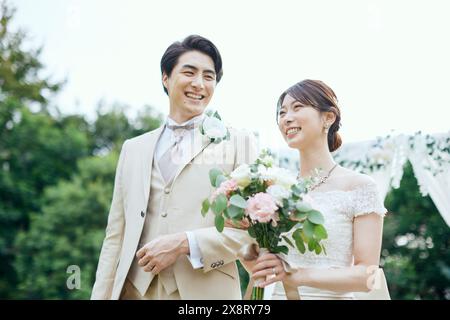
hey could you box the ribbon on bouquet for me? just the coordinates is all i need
[239,243,301,300]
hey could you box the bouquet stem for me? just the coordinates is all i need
[250,248,269,300]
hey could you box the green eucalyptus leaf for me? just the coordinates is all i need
[293,211,308,221]
[303,220,315,239]
[201,199,210,217]
[307,210,325,225]
[314,224,328,240]
[291,184,302,197]
[282,235,295,248]
[296,201,312,212]
[314,243,322,254]
[308,239,317,252]
[215,175,227,188]
[215,214,225,232]
[229,194,247,209]
[212,194,227,215]
[292,229,306,254]
[209,168,223,186]
[227,204,244,219]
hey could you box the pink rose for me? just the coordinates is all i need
[219,179,238,196]
[210,179,238,202]
[245,192,278,223]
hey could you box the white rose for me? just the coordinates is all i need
[260,154,275,167]
[203,116,227,139]
[230,164,252,188]
[261,167,296,188]
[267,185,292,205]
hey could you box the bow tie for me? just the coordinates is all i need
[166,123,196,131]
[166,118,203,131]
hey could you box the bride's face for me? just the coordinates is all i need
[278,94,325,149]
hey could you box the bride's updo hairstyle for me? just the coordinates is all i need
[276,79,342,152]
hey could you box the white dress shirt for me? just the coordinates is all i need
[155,114,205,269]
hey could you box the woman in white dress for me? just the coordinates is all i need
[250,79,388,300]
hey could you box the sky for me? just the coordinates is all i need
[11,0,450,152]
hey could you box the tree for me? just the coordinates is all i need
[13,106,163,299]
[382,162,450,300]
[0,1,61,106]
[92,102,163,155]
[0,1,163,298]
[14,153,119,299]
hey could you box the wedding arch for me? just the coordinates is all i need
[276,131,450,227]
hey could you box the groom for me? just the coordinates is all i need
[91,35,257,300]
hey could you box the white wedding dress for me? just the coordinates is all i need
[270,181,388,300]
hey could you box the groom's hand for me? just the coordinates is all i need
[224,217,250,229]
[136,232,189,275]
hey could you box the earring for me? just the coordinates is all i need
[324,124,330,134]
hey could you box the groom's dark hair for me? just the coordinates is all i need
[160,35,223,95]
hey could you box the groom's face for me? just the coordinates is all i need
[162,50,217,120]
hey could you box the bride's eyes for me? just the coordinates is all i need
[278,104,302,118]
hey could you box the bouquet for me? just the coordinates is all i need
[201,150,328,299]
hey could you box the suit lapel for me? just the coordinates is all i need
[141,125,165,203]
[171,129,212,183]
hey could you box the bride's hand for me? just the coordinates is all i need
[251,253,287,287]
[224,217,250,229]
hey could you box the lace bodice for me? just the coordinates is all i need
[271,182,387,299]
[286,182,387,268]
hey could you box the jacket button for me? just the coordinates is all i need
[164,187,170,194]
[141,211,145,217]
[161,212,168,217]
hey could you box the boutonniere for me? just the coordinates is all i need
[199,110,230,144]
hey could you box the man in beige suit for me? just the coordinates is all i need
[91,35,257,300]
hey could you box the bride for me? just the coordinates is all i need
[249,79,388,300]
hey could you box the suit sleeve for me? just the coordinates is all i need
[192,130,259,273]
[91,140,128,299]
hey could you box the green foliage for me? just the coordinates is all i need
[208,168,223,186]
[0,2,62,105]
[229,194,247,209]
[0,1,163,299]
[13,153,118,299]
[382,162,450,300]
[201,199,210,217]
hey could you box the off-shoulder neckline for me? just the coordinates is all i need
[308,182,378,196]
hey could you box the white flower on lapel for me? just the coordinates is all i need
[200,110,230,144]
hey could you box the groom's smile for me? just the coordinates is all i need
[185,91,205,101]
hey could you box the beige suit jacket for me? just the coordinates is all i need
[91,125,258,299]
